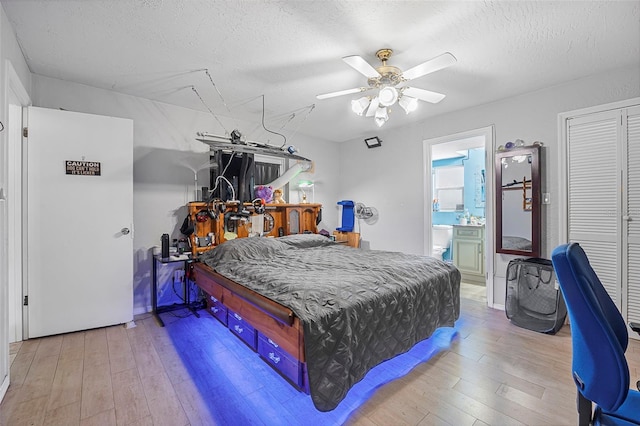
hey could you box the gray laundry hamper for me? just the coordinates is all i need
[505,258,567,334]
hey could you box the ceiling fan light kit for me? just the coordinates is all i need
[317,48,456,127]
[374,106,389,127]
[378,86,398,106]
[351,96,371,116]
[398,95,418,114]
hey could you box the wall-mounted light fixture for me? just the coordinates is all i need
[364,137,382,149]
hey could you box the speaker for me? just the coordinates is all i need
[161,233,169,258]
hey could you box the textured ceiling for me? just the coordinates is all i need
[2,0,639,143]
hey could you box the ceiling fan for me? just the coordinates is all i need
[316,49,456,127]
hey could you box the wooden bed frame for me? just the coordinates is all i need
[187,201,323,390]
[191,234,461,411]
[193,261,309,391]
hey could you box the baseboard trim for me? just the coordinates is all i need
[0,375,9,404]
[133,306,152,316]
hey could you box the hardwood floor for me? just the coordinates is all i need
[2,290,639,426]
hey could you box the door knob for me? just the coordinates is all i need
[121,227,130,235]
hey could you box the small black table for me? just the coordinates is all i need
[151,254,200,326]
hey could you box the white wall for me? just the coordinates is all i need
[338,65,640,303]
[31,75,340,314]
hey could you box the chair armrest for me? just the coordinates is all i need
[632,323,640,391]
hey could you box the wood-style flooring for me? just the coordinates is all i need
[2,285,639,426]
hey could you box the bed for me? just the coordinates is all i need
[193,234,461,411]
[502,235,533,251]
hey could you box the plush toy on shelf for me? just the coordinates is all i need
[254,185,273,203]
[273,188,286,204]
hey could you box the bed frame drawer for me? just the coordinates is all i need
[207,294,227,326]
[257,332,303,388]
[195,269,224,301]
[228,310,257,351]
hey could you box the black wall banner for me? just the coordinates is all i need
[65,160,101,176]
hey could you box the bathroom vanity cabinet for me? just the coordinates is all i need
[452,225,485,284]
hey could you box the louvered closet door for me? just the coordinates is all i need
[567,110,622,307]
[625,105,640,323]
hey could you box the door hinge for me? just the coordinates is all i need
[23,295,28,306]
[23,127,28,137]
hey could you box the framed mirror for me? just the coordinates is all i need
[495,146,541,257]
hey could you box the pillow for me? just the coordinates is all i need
[201,236,287,264]
[277,233,336,249]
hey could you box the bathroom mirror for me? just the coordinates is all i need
[495,146,541,257]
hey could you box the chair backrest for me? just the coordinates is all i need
[551,243,629,412]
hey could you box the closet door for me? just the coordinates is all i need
[624,105,640,323]
[567,110,622,307]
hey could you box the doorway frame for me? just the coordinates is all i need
[423,125,495,307]
[6,61,31,343]
[1,60,30,402]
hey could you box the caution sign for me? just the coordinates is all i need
[65,160,101,176]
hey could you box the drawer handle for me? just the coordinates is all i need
[210,295,218,303]
[269,352,281,364]
[234,313,242,321]
[234,325,244,334]
[268,338,279,348]
[211,307,219,313]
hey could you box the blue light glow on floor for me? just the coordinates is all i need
[163,311,459,425]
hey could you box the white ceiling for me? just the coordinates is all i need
[2,0,639,144]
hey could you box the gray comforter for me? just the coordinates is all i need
[200,234,461,411]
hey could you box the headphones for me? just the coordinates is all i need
[252,198,266,214]
[196,210,211,222]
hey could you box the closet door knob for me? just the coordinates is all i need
[121,227,130,235]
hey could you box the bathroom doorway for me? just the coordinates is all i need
[423,126,495,306]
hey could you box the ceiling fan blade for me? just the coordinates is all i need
[403,87,446,103]
[316,87,370,100]
[365,97,380,117]
[402,52,457,81]
[342,55,381,79]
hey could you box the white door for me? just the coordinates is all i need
[624,105,640,324]
[567,110,622,306]
[26,107,133,338]
[566,103,640,329]
[0,101,8,403]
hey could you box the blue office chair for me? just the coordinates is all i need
[551,243,640,425]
